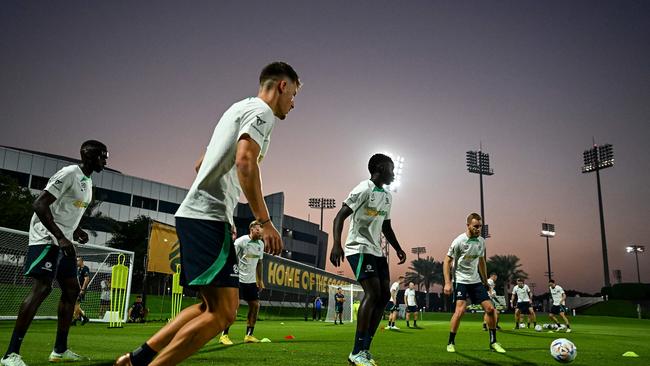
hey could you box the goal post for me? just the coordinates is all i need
[0,226,135,323]
[326,283,364,323]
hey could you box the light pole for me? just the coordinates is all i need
[308,198,336,230]
[582,142,614,287]
[541,223,556,282]
[411,247,426,260]
[466,148,494,240]
[626,245,645,284]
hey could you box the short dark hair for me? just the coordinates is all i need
[466,212,482,224]
[489,272,497,277]
[517,278,524,282]
[259,62,300,88]
[368,153,393,174]
[549,279,555,283]
[81,140,107,153]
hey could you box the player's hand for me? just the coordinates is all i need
[73,229,89,244]
[329,244,344,267]
[443,282,452,296]
[396,248,407,264]
[58,237,76,257]
[257,281,265,290]
[262,222,283,255]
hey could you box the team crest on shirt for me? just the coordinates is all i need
[80,181,88,192]
[462,242,470,251]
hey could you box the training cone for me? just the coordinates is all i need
[260,338,272,343]
[622,351,639,357]
[284,335,295,340]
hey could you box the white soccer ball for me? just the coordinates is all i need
[550,338,577,363]
[519,322,526,328]
[535,324,543,332]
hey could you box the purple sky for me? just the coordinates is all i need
[2,1,649,293]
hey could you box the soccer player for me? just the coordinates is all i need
[511,278,536,329]
[1,140,108,366]
[128,296,148,323]
[548,279,571,332]
[72,257,90,326]
[385,276,403,330]
[330,153,407,366]
[99,278,111,318]
[115,62,299,366]
[483,273,501,330]
[404,282,419,328]
[219,221,266,345]
[334,287,346,325]
[443,213,505,354]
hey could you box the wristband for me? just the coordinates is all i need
[257,218,271,226]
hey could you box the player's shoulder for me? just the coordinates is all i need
[237,97,273,116]
[234,235,250,245]
[54,164,81,178]
[452,232,468,244]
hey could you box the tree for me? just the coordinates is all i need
[404,256,444,293]
[107,215,151,292]
[487,254,528,296]
[78,200,117,238]
[0,174,36,231]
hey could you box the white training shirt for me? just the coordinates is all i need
[175,97,276,225]
[513,284,531,302]
[29,165,92,246]
[446,233,485,284]
[404,288,417,306]
[234,234,264,284]
[487,278,497,298]
[550,285,565,306]
[389,281,400,303]
[343,180,392,257]
[100,280,111,301]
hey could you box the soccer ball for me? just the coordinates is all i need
[519,322,526,329]
[550,338,577,363]
[535,324,543,332]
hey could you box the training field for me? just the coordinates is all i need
[1,313,648,365]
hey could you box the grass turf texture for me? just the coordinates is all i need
[1,313,648,365]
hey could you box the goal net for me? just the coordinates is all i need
[326,283,364,323]
[0,226,135,323]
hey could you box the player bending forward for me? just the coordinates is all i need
[548,279,571,332]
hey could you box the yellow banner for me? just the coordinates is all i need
[147,221,180,274]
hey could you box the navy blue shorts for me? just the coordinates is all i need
[335,304,344,314]
[24,244,77,281]
[175,217,239,288]
[517,301,532,314]
[240,282,259,302]
[454,282,490,304]
[386,301,398,312]
[406,305,418,313]
[347,253,389,283]
[550,305,567,315]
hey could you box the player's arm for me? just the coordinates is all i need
[329,204,353,267]
[194,151,205,173]
[443,255,453,295]
[478,256,488,286]
[81,273,90,293]
[33,191,76,257]
[256,260,264,289]
[510,290,516,307]
[382,220,406,264]
[236,136,282,255]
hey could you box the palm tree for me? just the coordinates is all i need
[404,256,444,293]
[487,254,528,297]
[79,200,117,238]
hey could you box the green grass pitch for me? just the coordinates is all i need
[1,313,648,365]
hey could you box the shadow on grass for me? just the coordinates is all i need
[455,351,538,366]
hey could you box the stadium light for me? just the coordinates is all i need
[411,246,426,260]
[541,222,556,281]
[308,197,336,230]
[626,245,645,284]
[466,146,494,241]
[381,152,405,193]
[581,141,614,287]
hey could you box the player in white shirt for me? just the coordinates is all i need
[2,141,107,366]
[443,213,505,354]
[219,221,266,345]
[404,282,419,328]
[116,62,300,366]
[510,278,537,329]
[385,276,404,330]
[548,279,571,332]
[330,154,407,366]
[482,273,501,330]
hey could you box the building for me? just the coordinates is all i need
[0,146,328,269]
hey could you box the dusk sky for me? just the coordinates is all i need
[1,0,649,293]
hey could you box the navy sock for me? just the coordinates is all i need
[406,321,410,327]
[489,329,497,344]
[448,332,456,345]
[131,343,157,366]
[54,329,68,354]
[363,334,374,350]
[222,327,229,335]
[352,330,368,354]
[247,326,255,336]
[6,329,26,356]
[414,320,417,327]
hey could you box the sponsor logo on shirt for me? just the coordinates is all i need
[73,200,89,208]
[256,116,267,126]
[365,208,388,217]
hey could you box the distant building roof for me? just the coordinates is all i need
[0,145,122,174]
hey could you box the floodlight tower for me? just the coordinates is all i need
[582,142,614,287]
[411,247,427,260]
[626,245,645,284]
[466,147,494,239]
[540,223,556,282]
[308,198,336,230]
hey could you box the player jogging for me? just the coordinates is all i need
[385,276,403,330]
[404,282,419,328]
[115,62,299,366]
[219,221,266,345]
[511,278,536,329]
[443,213,505,354]
[2,140,107,366]
[330,153,407,366]
[548,279,571,332]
